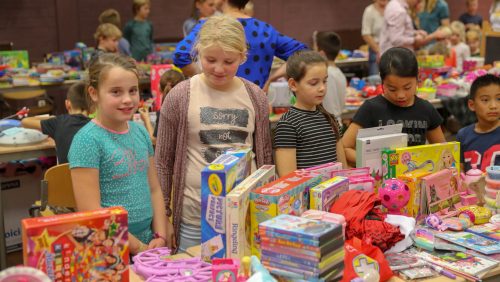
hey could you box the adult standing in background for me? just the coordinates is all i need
[173,0,307,88]
[361,0,389,75]
[418,0,450,34]
[183,0,216,37]
[380,0,445,54]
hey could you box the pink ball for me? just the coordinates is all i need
[379,178,410,214]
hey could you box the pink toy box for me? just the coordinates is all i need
[303,162,342,181]
[310,176,349,211]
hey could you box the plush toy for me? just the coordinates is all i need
[425,214,448,231]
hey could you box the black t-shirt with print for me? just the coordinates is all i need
[352,95,443,146]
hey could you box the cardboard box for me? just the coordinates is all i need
[250,171,322,257]
[381,142,461,180]
[22,207,129,281]
[303,162,342,181]
[226,165,275,259]
[2,173,42,252]
[150,64,172,110]
[398,170,432,217]
[201,151,251,260]
[310,176,349,211]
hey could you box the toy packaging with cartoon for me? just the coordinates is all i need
[226,165,276,259]
[201,149,252,261]
[421,168,462,217]
[382,142,461,180]
[250,170,322,257]
[22,207,129,281]
[398,170,432,217]
[310,176,349,212]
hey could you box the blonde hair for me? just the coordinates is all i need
[94,23,122,41]
[424,0,438,13]
[450,21,466,42]
[193,15,247,61]
[466,0,477,6]
[466,28,481,42]
[133,0,150,15]
[99,9,121,28]
[87,53,138,106]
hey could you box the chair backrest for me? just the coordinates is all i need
[43,163,76,208]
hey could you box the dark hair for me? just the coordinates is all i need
[315,31,341,61]
[67,81,90,112]
[99,9,121,28]
[228,0,250,9]
[469,74,500,100]
[159,69,185,94]
[379,47,419,81]
[286,50,340,140]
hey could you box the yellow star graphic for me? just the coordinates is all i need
[33,229,54,253]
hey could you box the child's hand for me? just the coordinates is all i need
[138,108,150,122]
[148,238,166,249]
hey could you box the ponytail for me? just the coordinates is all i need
[317,104,340,141]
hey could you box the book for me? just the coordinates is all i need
[259,214,340,243]
[466,223,500,242]
[415,249,499,276]
[262,248,344,274]
[260,234,343,256]
[435,232,500,255]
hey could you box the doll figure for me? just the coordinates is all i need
[437,149,457,170]
[402,152,435,174]
[425,213,448,231]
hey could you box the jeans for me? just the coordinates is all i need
[368,47,379,76]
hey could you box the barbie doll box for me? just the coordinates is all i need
[22,207,129,281]
[249,170,322,257]
[226,165,275,259]
[381,142,460,180]
[201,151,251,260]
[303,162,343,181]
[310,176,349,211]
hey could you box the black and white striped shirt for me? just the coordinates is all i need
[274,107,338,169]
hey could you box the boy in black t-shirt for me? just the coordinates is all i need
[342,47,446,167]
[22,81,91,163]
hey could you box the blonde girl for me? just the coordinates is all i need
[155,15,273,252]
[449,21,471,72]
[274,50,347,177]
[68,53,173,255]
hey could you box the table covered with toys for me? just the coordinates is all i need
[1,134,500,282]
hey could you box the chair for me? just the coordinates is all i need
[29,163,76,217]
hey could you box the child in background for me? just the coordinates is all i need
[457,74,500,172]
[139,69,185,144]
[124,0,153,61]
[99,9,132,56]
[449,21,471,72]
[68,53,173,255]
[313,31,347,126]
[155,16,273,252]
[183,0,216,37]
[343,47,445,166]
[459,0,483,29]
[94,23,122,54]
[274,50,347,177]
[242,0,254,17]
[21,81,91,164]
[466,27,481,57]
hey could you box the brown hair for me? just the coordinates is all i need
[286,50,340,140]
[191,0,209,20]
[86,53,138,107]
[67,81,91,112]
[99,9,121,28]
[315,31,342,61]
[94,23,122,41]
[133,0,150,15]
[159,69,185,94]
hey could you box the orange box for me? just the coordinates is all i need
[22,207,129,281]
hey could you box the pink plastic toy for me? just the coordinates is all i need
[212,258,241,282]
[349,175,375,192]
[379,178,410,215]
[425,213,448,231]
[133,248,212,282]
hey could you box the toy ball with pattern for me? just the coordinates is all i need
[379,178,410,215]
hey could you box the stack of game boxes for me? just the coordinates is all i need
[259,214,344,282]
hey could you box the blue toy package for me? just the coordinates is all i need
[201,150,252,261]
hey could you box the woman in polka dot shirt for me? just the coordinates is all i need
[173,0,307,88]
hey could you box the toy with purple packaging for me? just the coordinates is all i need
[303,162,342,181]
[379,178,410,215]
[309,176,349,211]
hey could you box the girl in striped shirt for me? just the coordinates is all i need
[274,50,347,177]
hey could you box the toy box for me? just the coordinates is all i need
[421,168,462,217]
[303,162,342,181]
[250,170,322,257]
[381,142,461,180]
[201,151,251,261]
[22,207,129,281]
[310,176,349,211]
[150,64,172,110]
[0,50,29,69]
[301,210,346,239]
[356,133,408,187]
[398,170,432,217]
[225,147,253,183]
[417,55,444,68]
[349,175,375,193]
[226,165,275,259]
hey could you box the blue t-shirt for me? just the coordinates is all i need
[173,17,307,88]
[459,13,483,27]
[456,124,500,172]
[68,121,154,244]
[418,0,449,34]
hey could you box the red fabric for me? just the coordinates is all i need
[330,190,405,252]
[342,237,393,282]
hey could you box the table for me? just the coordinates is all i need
[0,139,56,270]
[389,264,500,281]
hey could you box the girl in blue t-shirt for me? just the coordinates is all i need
[274,50,347,177]
[68,53,173,255]
[343,47,446,166]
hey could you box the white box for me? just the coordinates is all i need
[226,165,275,259]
